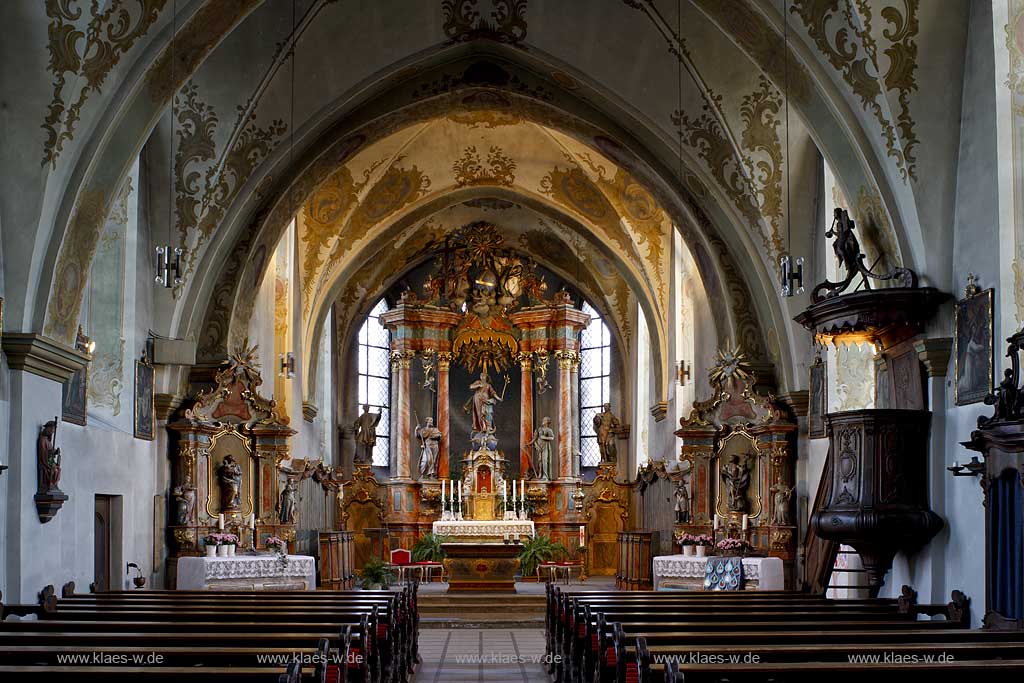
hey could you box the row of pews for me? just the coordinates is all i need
[0,580,420,682]
[546,585,1024,682]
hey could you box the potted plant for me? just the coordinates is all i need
[222,533,238,557]
[693,534,714,558]
[676,533,698,557]
[359,558,394,590]
[715,537,751,557]
[203,534,220,558]
[517,534,568,579]
[266,535,288,571]
[412,533,446,563]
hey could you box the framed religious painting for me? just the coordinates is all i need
[62,364,88,426]
[954,276,994,406]
[807,353,826,439]
[134,353,155,440]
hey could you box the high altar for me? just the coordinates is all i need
[340,225,634,582]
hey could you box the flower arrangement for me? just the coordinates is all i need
[204,533,238,546]
[203,534,222,546]
[715,538,750,554]
[266,536,288,571]
[676,533,699,546]
[692,534,714,547]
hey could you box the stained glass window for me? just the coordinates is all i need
[579,301,611,468]
[358,299,391,467]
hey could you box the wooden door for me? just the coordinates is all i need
[94,496,112,592]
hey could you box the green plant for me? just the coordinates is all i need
[359,558,394,589]
[517,534,568,577]
[411,533,446,562]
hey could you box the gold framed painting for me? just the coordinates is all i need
[62,365,88,426]
[954,284,994,406]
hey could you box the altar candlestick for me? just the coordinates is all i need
[218,514,225,530]
[579,525,586,548]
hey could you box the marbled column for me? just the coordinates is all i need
[555,350,577,480]
[437,352,453,479]
[518,352,534,479]
[570,353,581,477]
[391,350,414,480]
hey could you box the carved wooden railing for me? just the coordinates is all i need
[801,443,838,594]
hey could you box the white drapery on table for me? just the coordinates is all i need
[176,554,316,590]
[432,519,535,542]
[653,554,784,591]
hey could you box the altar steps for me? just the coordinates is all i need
[418,594,546,629]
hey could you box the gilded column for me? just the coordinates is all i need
[518,352,534,479]
[391,350,414,480]
[570,353,581,478]
[436,352,453,479]
[555,350,577,480]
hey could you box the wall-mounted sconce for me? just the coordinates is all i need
[279,352,295,379]
[126,562,146,589]
[676,360,691,386]
[75,325,96,356]
[154,245,183,288]
[780,254,805,297]
[947,457,984,478]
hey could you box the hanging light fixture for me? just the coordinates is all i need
[779,0,805,297]
[155,0,184,288]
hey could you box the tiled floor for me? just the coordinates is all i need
[416,628,550,682]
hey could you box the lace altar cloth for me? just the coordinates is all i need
[432,519,535,541]
[176,554,316,590]
[653,554,784,591]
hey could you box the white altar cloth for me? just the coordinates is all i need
[653,554,784,591]
[432,519,535,541]
[176,554,316,591]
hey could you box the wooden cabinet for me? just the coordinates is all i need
[616,530,655,590]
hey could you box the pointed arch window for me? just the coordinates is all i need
[357,299,391,467]
[579,301,611,468]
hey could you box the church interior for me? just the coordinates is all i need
[3,0,1024,680]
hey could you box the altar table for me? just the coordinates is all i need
[441,543,521,592]
[653,554,784,591]
[432,519,535,542]
[176,554,316,591]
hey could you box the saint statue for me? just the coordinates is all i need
[593,403,621,463]
[464,371,502,435]
[37,419,62,493]
[353,404,382,464]
[217,454,243,512]
[721,454,751,513]
[279,478,298,524]
[674,477,690,523]
[416,417,443,479]
[173,485,196,526]
[528,416,555,480]
[770,482,794,526]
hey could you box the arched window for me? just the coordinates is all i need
[579,301,611,468]
[357,299,391,467]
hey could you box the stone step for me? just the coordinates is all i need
[419,614,546,629]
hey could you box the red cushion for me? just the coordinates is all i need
[377,624,388,640]
[591,634,599,652]
[326,664,342,683]
[390,549,412,565]
[605,647,616,667]
[348,648,361,668]
[626,661,640,683]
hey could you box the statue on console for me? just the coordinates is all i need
[217,454,243,512]
[593,403,621,463]
[674,477,690,523]
[465,371,504,436]
[416,417,443,479]
[528,416,555,480]
[173,485,196,526]
[721,454,751,513]
[353,404,382,464]
[38,419,63,493]
[279,478,298,524]
[770,482,794,526]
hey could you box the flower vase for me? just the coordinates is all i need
[217,545,229,557]
[682,545,694,557]
[227,544,236,557]
[695,545,706,558]
[206,545,217,558]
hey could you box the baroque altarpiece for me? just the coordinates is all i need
[165,345,296,587]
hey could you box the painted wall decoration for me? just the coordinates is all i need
[808,353,826,439]
[134,354,155,441]
[954,277,994,406]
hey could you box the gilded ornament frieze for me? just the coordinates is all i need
[42,0,166,168]
[442,0,528,46]
[739,75,784,261]
[453,145,517,187]
[173,82,288,293]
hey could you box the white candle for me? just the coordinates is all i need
[459,480,463,500]
[742,514,749,531]
[713,514,720,530]
[521,479,525,505]
[512,479,516,502]
[441,479,446,504]
[218,514,225,530]
[579,525,586,547]
[503,480,508,503]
